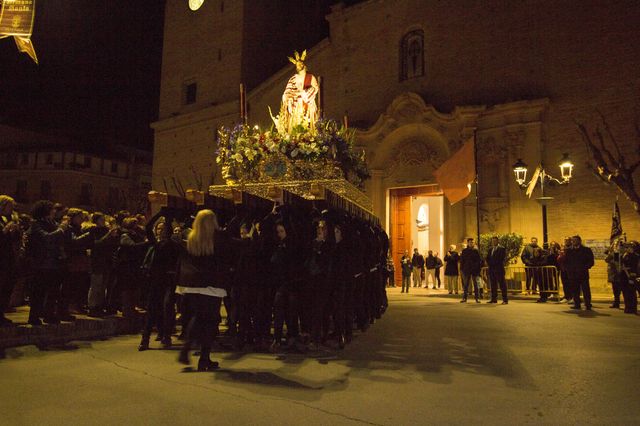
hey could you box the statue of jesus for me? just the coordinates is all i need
[273,50,319,134]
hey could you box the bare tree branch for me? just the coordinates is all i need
[189,165,203,191]
[577,114,640,215]
[585,162,611,185]
[171,176,186,198]
[596,109,624,161]
[576,121,612,177]
[594,127,619,171]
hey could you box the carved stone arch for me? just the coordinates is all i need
[369,123,448,172]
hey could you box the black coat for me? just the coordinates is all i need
[486,245,506,272]
[177,250,226,290]
[26,219,65,270]
[329,239,354,284]
[460,247,482,275]
[564,245,594,279]
[443,251,459,276]
[306,238,333,277]
[411,253,424,268]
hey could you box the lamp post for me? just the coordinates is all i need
[512,153,574,248]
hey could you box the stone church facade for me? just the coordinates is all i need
[153,0,640,285]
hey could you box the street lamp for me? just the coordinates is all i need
[511,153,574,248]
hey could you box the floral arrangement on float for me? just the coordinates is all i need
[216,119,370,188]
[215,50,370,189]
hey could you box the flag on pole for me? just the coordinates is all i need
[610,200,622,244]
[433,137,475,205]
[13,36,38,64]
[525,165,541,198]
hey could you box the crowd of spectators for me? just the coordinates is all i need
[0,194,162,326]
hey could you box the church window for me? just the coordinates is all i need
[184,81,197,105]
[400,30,425,81]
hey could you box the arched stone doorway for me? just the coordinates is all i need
[355,93,484,276]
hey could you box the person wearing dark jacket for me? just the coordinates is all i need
[138,210,181,351]
[521,237,540,294]
[486,236,508,304]
[425,250,438,289]
[565,235,595,310]
[305,220,334,349]
[460,238,482,303]
[620,242,639,314]
[411,248,424,288]
[59,208,93,320]
[230,220,263,349]
[400,250,412,293]
[0,195,21,326]
[270,220,301,352]
[87,213,119,317]
[444,245,460,294]
[115,217,148,318]
[434,253,443,289]
[177,209,227,371]
[328,222,353,349]
[25,200,68,325]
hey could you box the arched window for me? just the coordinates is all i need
[400,30,424,81]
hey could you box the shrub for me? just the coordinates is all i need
[478,232,524,265]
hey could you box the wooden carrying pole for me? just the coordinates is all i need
[239,83,247,125]
[317,76,323,118]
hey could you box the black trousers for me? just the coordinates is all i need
[0,267,16,314]
[309,273,330,343]
[611,276,622,304]
[142,278,174,339]
[488,268,508,302]
[254,285,274,341]
[273,285,300,342]
[621,277,637,313]
[183,293,222,359]
[560,270,572,300]
[343,278,356,338]
[235,283,257,343]
[572,275,592,307]
[59,270,89,314]
[29,269,63,321]
[331,281,347,336]
[353,274,367,329]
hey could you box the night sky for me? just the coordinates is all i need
[0,0,165,149]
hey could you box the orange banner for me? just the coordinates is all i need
[433,136,475,205]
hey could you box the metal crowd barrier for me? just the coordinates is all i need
[480,266,561,295]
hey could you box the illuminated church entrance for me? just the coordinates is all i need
[389,185,444,284]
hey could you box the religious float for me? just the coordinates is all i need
[209,50,376,221]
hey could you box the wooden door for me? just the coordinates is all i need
[391,193,411,285]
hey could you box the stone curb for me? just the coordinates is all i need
[0,315,142,350]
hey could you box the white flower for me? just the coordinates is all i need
[291,148,299,158]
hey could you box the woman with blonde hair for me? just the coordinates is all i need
[177,209,227,371]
